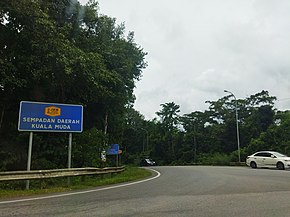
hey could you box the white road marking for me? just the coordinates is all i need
[0,168,160,205]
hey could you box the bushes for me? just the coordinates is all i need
[197,153,231,166]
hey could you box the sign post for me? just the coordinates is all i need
[18,101,83,189]
[68,133,72,169]
[101,151,106,162]
[67,133,73,185]
[26,132,33,190]
[106,144,120,167]
[116,154,119,167]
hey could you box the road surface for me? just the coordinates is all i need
[1,166,290,217]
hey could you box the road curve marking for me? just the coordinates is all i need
[0,168,161,205]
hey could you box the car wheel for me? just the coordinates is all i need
[250,161,257,169]
[277,162,285,170]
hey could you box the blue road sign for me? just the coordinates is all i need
[18,101,83,132]
[107,144,119,155]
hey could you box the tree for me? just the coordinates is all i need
[156,102,180,161]
[180,111,206,162]
[0,0,147,170]
[246,111,290,155]
[156,102,180,130]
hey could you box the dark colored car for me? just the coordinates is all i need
[140,158,156,166]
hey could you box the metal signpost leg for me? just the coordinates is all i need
[67,133,72,185]
[116,154,118,167]
[26,132,33,190]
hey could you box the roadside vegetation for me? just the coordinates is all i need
[0,166,152,198]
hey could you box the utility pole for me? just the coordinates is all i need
[224,90,241,163]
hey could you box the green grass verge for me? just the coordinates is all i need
[0,166,152,199]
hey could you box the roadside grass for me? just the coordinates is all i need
[0,166,152,199]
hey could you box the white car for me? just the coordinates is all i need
[246,151,290,170]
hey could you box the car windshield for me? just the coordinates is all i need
[272,152,287,157]
[145,159,152,163]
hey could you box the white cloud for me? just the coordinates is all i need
[80,0,290,119]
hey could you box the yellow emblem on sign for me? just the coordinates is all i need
[45,106,61,117]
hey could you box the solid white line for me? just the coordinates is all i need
[0,168,161,205]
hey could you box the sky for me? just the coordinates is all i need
[80,0,290,119]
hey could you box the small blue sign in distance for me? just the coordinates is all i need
[18,101,83,132]
[106,144,119,155]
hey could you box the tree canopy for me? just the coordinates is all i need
[0,0,147,170]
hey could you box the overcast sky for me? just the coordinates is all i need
[80,0,290,119]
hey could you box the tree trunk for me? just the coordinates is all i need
[104,110,108,135]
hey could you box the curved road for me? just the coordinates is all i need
[1,166,290,217]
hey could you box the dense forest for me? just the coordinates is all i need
[1,0,289,171]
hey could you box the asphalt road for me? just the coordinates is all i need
[1,166,290,217]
